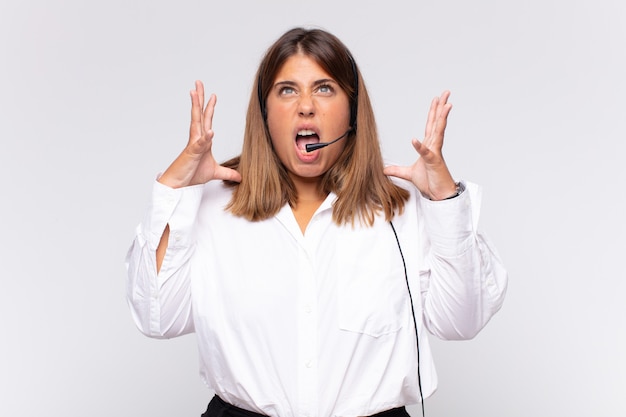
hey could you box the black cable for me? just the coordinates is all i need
[389,222,424,417]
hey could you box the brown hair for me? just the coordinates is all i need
[223,27,409,226]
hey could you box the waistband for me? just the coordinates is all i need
[202,395,410,417]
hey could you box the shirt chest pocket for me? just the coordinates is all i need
[335,227,408,338]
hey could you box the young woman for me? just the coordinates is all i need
[126,27,507,417]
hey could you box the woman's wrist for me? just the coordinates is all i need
[428,180,459,201]
[441,182,464,200]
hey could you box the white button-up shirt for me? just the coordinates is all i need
[125,178,507,417]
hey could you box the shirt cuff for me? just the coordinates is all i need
[420,180,481,257]
[140,180,205,249]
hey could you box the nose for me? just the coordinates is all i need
[297,94,315,117]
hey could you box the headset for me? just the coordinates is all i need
[390,221,425,417]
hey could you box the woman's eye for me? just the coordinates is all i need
[317,84,333,94]
[279,87,295,95]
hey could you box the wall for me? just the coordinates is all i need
[1,0,624,416]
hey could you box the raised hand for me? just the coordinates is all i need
[158,81,241,188]
[383,91,457,200]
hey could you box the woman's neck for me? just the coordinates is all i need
[291,174,326,202]
[290,175,327,234]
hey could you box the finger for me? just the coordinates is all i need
[433,102,452,142]
[437,90,451,109]
[203,93,217,134]
[196,80,205,115]
[435,91,452,125]
[190,89,203,139]
[424,96,439,140]
[425,91,452,141]
[411,138,432,159]
[383,164,413,181]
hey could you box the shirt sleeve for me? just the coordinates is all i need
[418,181,508,340]
[124,180,205,339]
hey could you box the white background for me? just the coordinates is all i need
[1,0,624,416]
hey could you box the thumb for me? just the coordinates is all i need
[383,164,412,181]
[214,165,242,183]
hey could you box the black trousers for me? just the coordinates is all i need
[202,395,411,417]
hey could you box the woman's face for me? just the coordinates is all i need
[266,53,351,185]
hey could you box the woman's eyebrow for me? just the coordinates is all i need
[273,80,297,88]
[312,78,336,86]
[273,79,337,88]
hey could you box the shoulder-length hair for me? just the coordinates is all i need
[223,27,409,226]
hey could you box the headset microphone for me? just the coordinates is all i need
[306,55,358,153]
[305,127,353,152]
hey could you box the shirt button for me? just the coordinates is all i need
[304,304,312,313]
[305,360,313,368]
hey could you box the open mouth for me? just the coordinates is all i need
[295,129,320,151]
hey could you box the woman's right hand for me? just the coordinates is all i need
[158,80,242,188]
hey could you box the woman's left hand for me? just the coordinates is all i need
[383,91,458,201]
